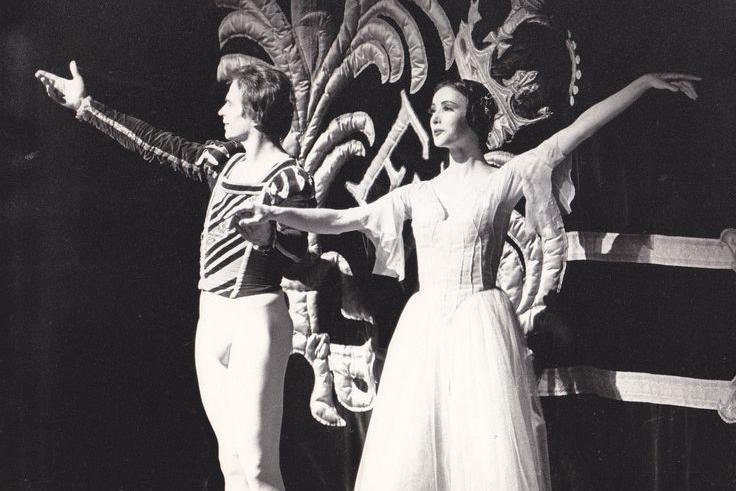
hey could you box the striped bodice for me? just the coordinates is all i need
[198,155,313,298]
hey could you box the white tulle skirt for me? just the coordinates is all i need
[354,288,550,491]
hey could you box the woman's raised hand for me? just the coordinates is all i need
[551,72,701,157]
[642,73,701,100]
[227,201,271,228]
[35,60,86,110]
[227,201,274,246]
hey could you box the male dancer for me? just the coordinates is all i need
[36,61,314,491]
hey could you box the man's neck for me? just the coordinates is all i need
[241,133,288,168]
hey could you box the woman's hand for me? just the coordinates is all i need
[228,201,271,226]
[227,201,275,245]
[233,221,275,247]
[640,73,701,100]
[35,60,87,110]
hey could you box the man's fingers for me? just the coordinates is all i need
[46,86,65,105]
[69,60,81,78]
[35,70,63,86]
[39,77,59,92]
[36,75,50,88]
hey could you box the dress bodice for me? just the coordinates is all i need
[360,135,569,317]
[409,172,515,313]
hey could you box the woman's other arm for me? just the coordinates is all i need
[229,202,368,236]
[554,73,700,157]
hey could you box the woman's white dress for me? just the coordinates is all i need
[353,136,568,490]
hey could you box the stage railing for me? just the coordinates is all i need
[537,229,736,424]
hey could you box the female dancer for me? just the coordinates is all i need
[35,61,315,490]
[230,73,698,490]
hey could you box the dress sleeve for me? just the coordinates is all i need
[498,134,574,238]
[358,183,416,280]
[75,96,225,182]
[262,164,317,262]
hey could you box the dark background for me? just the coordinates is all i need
[2,0,735,489]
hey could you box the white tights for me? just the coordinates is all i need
[195,291,292,491]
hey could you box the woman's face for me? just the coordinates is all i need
[429,86,472,149]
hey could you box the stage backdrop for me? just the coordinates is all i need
[2,0,735,489]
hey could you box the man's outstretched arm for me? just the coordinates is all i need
[36,60,240,182]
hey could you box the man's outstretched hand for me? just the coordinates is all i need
[35,60,86,111]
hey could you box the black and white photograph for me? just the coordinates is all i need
[3,0,736,489]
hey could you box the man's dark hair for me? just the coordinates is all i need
[226,63,295,145]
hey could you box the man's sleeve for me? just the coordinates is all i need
[262,165,317,262]
[75,96,240,182]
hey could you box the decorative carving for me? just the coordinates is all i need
[497,209,567,334]
[454,0,580,148]
[345,90,430,205]
[329,340,377,412]
[303,333,346,426]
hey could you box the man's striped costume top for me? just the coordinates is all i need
[76,96,315,299]
[200,156,313,297]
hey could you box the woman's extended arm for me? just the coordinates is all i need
[229,202,367,235]
[554,73,700,156]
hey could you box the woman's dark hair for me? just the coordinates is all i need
[226,63,294,144]
[433,79,497,148]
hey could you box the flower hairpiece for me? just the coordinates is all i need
[480,93,495,116]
